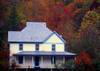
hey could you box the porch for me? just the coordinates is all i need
[11,51,75,68]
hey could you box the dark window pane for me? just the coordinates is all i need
[18,56,23,64]
[36,44,39,51]
[52,44,55,51]
[34,56,40,66]
[19,43,23,50]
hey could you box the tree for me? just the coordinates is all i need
[7,0,20,31]
[70,9,100,70]
[80,10,100,59]
[16,1,27,21]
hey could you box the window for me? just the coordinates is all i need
[18,56,23,64]
[52,44,55,51]
[36,44,39,51]
[51,56,56,64]
[19,43,23,51]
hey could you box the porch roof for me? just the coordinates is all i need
[13,51,76,56]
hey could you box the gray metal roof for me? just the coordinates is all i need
[8,22,53,42]
[14,51,76,56]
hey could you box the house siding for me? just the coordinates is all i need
[10,43,65,54]
[39,43,65,52]
[45,34,63,44]
[23,44,35,51]
[10,43,20,56]
[10,43,36,56]
[55,44,65,52]
[39,44,52,51]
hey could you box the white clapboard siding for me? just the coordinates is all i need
[23,44,35,51]
[55,44,65,52]
[45,34,63,44]
[39,44,52,51]
[10,43,20,56]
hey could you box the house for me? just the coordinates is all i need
[8,22,76,68]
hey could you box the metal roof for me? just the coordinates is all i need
[14,51,76,56]
[8,22,53,42]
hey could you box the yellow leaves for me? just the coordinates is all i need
[81,10,100,30]
[86,11,100,21]
[20,19,26,25]
[81,20,91,29]
[73,32,81,40]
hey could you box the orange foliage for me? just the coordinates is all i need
[75,51,92,65]
[75,55,81,65]
[64,3,80,19]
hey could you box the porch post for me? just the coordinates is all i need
[41,56,43,67]
[23,56,25,64]
[14,56,17,63]
[63,56,65,63]
[42,56,44,63]
[32,56,33,68]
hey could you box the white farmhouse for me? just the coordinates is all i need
[8,22,76,68]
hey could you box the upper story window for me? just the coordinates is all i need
[36,44,39,51]
[19,43,23,51]
[52,44,55,51]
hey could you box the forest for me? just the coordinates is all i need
[0,0,100,71]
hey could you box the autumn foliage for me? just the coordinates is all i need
[0,0,100,70]
[75,51,92,65]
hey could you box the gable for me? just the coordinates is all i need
[45,32,65,44]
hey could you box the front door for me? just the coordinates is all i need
[34,56,40,68]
